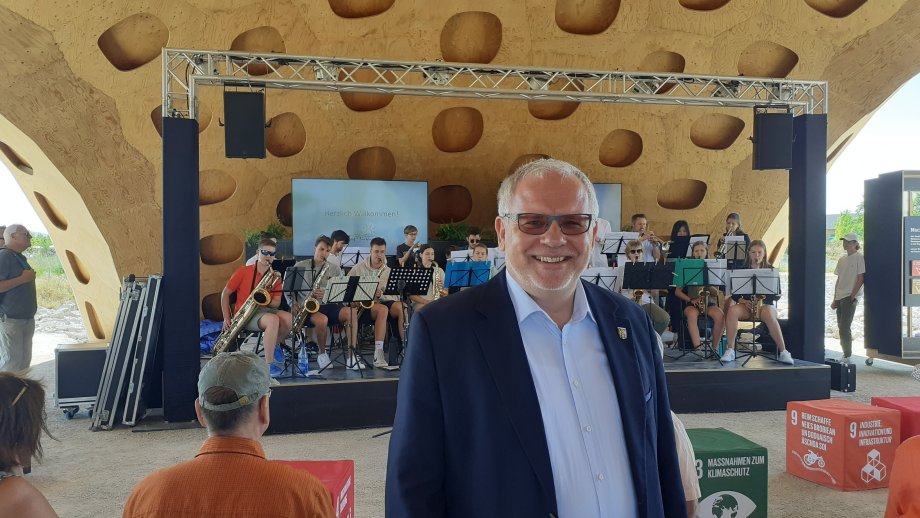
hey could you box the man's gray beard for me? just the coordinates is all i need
[506,262,580,293]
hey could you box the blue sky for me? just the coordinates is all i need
[3,74,919,233]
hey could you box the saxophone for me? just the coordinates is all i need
[432,261,444,300]
[749,295,766,320]
[291,261,329,335]
[213,267,281,354]
[692,296,706,312]
[632,289,644,304]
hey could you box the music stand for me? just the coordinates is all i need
[488,248,505,270]
[319,274,379,377]
[728,268,781,365]
[667,236,691,260]
[672,259,718,362]
[685,235,710,257]
[722,236,747,269]
[602,232,640,255]
[340,246,371,269]
[580,267,618,291]
[384,267,433,366]
[279,266,319,379]
[450,250,473,262]
[445,261,490,289]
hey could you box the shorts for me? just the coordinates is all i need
[245,307,279,332]
[318,304,342,327]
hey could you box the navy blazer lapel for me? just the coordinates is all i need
[583,282,650,509]
[472,272,557,514]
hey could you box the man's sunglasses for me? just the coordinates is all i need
[503,213,593,236]
[259,249,276,257]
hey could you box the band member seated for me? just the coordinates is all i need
[338,237,406,369]
[720,239,793,364]
[615,239,670,335]
[245,234,277,266]
[464,227,481,251]
[288,235,344,370]
[631,213,662,263]
[409,245,447,310]
[396,225,420,267]
[326,229,349,268]
[220,238,292,377]
[674,241,724,351]
[715,212,751,269]
[471,243,489,262]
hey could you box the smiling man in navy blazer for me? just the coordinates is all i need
[386,159,686,518]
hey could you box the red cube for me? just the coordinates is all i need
[275,460,355,517]
[872,396,920,442]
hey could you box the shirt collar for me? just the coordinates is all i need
[505,272,595,327]
[196,436,266,460]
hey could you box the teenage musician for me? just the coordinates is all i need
[220,238,291,377]
[720,240,793,364]
[471,243,489,262]
[674,241,724,351]
[339,237,406,369]
[615,239,670,334]
[326,230,349,268]
[409,244,447,310]
[396,225,420,267]
[288,235,344,370]
[715,212,751,269]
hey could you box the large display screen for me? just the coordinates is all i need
[292,179,429,256]
[594,183,622,230]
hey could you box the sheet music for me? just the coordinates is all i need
[686,235,710,257]
[450,250,473,262]
[602,232,640,255]
[728,268,779,295]
[704,259,728,286]
[340,246,371,268]
[490,248,506,269]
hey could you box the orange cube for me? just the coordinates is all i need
[786,399,900,491]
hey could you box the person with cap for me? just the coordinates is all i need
[831,232,865,364]
[123,352,334,518]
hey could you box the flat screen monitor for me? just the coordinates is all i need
[292,179,428,256]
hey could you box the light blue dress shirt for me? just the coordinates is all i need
[506,274,636,518]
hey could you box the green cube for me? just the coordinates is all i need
[687,427,769,518]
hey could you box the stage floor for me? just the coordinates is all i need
[263,347,831,434]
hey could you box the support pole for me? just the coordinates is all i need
[788,114,827,363]
[161,116,200,421]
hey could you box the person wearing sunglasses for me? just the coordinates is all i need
[244,233,278,266]
[388,159,685,518]
[614,240,671,335]
[0,224,37,373]
[220,238,291,378]
[463,226,482,251]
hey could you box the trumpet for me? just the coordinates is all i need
[715,229,735,259]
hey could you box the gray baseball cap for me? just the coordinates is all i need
[198,351,271,411]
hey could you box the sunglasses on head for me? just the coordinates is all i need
[259,249,276,257]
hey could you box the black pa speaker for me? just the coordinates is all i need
[752,111,793,170]
[224,91,266,159]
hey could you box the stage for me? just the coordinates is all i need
[264,347,831,435]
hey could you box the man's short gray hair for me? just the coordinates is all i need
[497,159,599,218]
[2,224,25,243]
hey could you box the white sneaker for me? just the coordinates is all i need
[317,353,332,370]
[346,355,366,370]
[374,349,389,368]
[840,356,850,365]
[661,330,675,345]
[778,350,794,365]
[720,349,736,362]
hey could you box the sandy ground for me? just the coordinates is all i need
[19,299,920,518]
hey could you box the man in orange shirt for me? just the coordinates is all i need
[220,238,291,377]
[886,435,920,518]
[123,351,334,518]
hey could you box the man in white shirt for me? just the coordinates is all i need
[386,158,685,517]
[831,233,865,363]
[325,230,349,268]
[631,213,662,263]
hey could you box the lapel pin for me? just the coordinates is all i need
[617,327,628,340]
